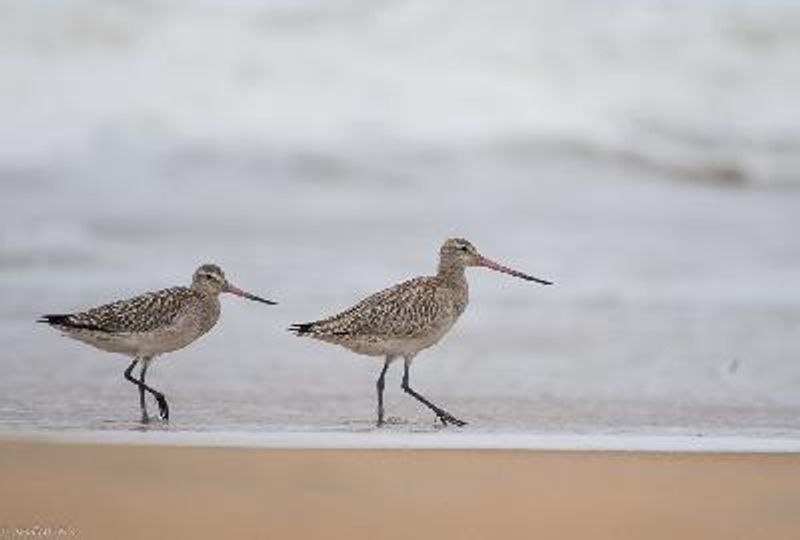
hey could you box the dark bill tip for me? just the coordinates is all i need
[245,294,278,305]
[478,256,553,286]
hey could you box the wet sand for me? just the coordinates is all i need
[2,440,799,540]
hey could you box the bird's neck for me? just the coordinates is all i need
[191,281,219,297]
[437,259,469,316]
[437,259,468,288]
[192,287,221,332]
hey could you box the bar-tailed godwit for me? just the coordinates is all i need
[39,264,275,422]
[290,238,552,427]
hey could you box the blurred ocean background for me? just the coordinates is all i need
[1,0,799,437]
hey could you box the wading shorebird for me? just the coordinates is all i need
[290,238,552,427]
[38,264,275,423]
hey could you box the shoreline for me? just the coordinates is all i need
[3,430,800,453]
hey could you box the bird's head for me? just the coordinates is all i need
[192,264,276,304]
[439,238,552,285]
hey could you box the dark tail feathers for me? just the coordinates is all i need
[38,314,71,325]
[37,314,102,331]
[288,322,315,336]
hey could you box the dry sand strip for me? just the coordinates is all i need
[1,441,799,540]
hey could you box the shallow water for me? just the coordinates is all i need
[1,0,799,444]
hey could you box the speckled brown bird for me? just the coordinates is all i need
[38,264,276,423]
[290,238,552,427]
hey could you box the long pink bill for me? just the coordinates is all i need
[478,255,553,285]
[223,283,277,305]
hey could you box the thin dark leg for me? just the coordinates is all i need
[124,358,169,422]
[141,358,169,421]
[124,359,148,422]
[401,358,466,427]
[138,360,149,422]
[376,356,392,427]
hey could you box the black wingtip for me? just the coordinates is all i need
[288,322,314,336]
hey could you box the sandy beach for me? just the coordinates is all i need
[2,440,799,540]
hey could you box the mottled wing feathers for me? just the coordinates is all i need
[39,287,198,334]
[290,277,447,339]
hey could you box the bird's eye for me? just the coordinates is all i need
[459,246,469,252]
